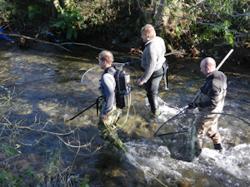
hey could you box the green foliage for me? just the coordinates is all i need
[1,0,248,47]
[197,20,235,46]
[51,8,84,40]
[198,0,235,45]
[0,144,19,157]
[23,168,35,178]
[50,0,115,40]
[50,0,118,40]
[0,0,13,23]
[0,168,36,187]
[80,175,90,187]
[1,0,53,34]
[0,170,24,187]
[45,150,61,176]
[27,4,43,21]
[157,0,248,49]
[206,0,233,15]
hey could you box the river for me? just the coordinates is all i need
[0,43,249,186]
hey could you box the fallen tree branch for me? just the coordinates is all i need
[0,116,98,151]
[165,50,186,57]
[5,33,120,54]
[231,13,250,17]
[56,135,92,149]
[61,42,105,51]
[5,33,72,52]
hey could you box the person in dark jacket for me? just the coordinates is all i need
[137,24,166,117]
[189,57,227,152]
[98,50,125,151]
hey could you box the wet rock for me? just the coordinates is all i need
[178,179,192,187]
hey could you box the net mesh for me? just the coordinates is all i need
[155,111,197,136]
[155,111,200,161]
[81,66,102,99]
[80,62,134,101]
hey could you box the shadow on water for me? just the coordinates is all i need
[0,43,250,186]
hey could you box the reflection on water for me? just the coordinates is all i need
[0,45,249,186]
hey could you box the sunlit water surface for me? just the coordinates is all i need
[0,45,249,186]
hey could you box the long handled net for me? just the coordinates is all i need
[154,110,200,161]
[80,62,134,125]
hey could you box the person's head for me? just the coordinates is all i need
[98,50,114,69]
[200,57,216,76]
[141,24,156,43]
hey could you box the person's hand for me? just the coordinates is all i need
[130,48,143,56]
[137,78,145,86]
[188,103,197,109]
[101,114,108,121]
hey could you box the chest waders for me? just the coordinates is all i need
[163,62,169,90]
[97,98,126,151]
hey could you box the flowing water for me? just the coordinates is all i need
[0,43,249,186]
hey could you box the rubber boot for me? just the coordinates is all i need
[214,143,223,153]
[147,94,160,117]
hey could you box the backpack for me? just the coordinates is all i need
[113,66,131,109]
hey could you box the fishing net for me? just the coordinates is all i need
[80,65,102,99]
[154,110,200,161]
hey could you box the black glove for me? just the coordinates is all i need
[188,103,197,109]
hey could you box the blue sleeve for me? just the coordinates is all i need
[102,74,116,115]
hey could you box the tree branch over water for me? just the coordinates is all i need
[5,33,72,52]
[0,115,100,151]
[61,42,105,51]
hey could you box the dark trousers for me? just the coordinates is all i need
[144,71,163,114]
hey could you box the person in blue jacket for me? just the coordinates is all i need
[98,50,125,151]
